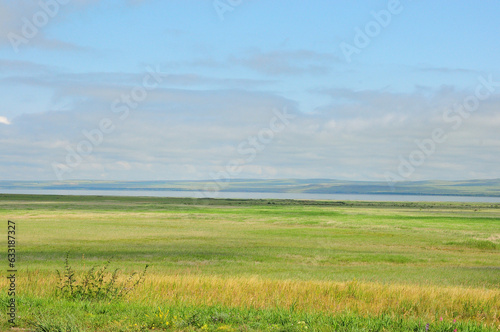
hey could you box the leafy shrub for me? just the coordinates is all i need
[56,254,148,302]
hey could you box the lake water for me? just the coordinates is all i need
[1,189,500,203]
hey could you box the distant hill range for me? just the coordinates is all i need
[1,179,500,197]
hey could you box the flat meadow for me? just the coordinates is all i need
[0,194,499,331]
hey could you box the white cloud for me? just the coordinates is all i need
[0,116,10,125]
[233,49,339,76]
[1,83,500,181]
[0,0,144,52]
[1,57,499,182]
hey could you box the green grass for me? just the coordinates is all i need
[5,297,497,332]
[0,194,499,331]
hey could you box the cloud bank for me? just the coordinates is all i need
[1,62,499,181]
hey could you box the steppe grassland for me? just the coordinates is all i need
[0,195,499,331]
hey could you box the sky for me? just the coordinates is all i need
[1,0,500,182]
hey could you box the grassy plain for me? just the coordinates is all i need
[0,194,499,331]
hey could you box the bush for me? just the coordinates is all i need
[56,254,148,302]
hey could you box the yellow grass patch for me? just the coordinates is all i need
[140,275,500,324]
[12,273,495,325]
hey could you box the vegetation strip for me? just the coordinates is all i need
[0,194,498,331]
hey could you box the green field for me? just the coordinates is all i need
[1,194,499,331]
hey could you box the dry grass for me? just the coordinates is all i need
[9,272,499,325]
[139,275,500,325]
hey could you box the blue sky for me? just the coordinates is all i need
[1,0,500,182]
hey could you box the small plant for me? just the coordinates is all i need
[35,315,81,332]
[143,308,173,330]
[56,253,148,302]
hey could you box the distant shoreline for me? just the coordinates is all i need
[1,178,500,198]
[2,189,500,203]
[2,186,500,197]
